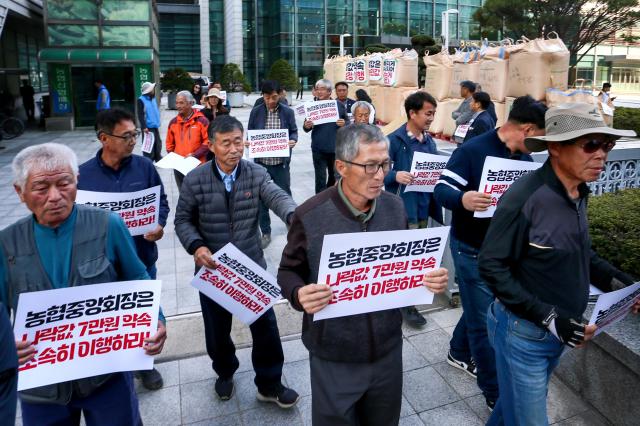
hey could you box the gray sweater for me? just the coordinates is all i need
[174,159,296,268]
[278,186,408,363]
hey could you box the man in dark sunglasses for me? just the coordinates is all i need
[479,103,638,426]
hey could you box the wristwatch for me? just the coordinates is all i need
[541,307,558,327]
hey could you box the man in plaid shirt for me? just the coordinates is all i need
[247,80,298,248]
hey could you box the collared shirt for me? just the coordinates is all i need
[406,128,432,153]
[216,161,239,192]
[337,178,377,223]
[256,104,284,166]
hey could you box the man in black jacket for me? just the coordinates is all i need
[279,124,449,425]
[479,103,639,425]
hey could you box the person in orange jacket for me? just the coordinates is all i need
[166,90,210,191]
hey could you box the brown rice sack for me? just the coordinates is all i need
[424,52,453,101]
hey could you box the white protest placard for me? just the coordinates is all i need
[354,59,367,83]
[294,103,307,118]
[191,243,281,325]
[76,186,160,236]
[474,156,542,218]
[383,58,397,86]
[14,280,161,391]
[247,129,290,159]
[141,131,154,154]
[368,56,382,81]
[306,100,340,125]
[219,90,227,102]
[314,227,450,321]
[589,281,640,336]
[345,61,356,83]
[404,153,449,193]
[155,152,201,176]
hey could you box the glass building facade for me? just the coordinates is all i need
[159,0,483,89]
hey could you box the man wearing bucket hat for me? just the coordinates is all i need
[479,103,639,425]
[137,81,163,162]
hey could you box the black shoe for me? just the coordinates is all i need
[401,306,427,328]
[261,234,272,249]
[447,350,478,379]
[215,377,235,401]
[135,368,164,390]
[257,384,300,409]
[486,398,496,412]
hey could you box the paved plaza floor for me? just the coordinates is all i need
[1,95,609,425]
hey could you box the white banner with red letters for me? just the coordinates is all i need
[14,280,161,391]
[404,153,450,193]
[474,156,542,218]
[313,227,450,321]
[76,186,160,236]
[383,58,398,86]
[368,56,383,81]
[247,129,290,159]
[191,243,281,325]
[589,281,640,336]
[305,100,340,125]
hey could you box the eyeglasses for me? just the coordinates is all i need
[342,160,391,175]
[574,138,616,154]
[104,130,141,142]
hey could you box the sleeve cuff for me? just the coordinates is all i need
[290,286,304,312]
[187,240,206,255]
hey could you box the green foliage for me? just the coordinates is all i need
[359,44,391,55]
[267,59,299,91]
[411,35,436,47]
[613,107,640,136]
[383,22,407,36]
[588,189,640,279]
[220,63,251,93]
[159,68,193,93]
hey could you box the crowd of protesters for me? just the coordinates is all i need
[0,75,638,426]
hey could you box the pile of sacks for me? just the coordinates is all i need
[424,33,572,136]
[322,48,420,124]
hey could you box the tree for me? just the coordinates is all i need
[220,63,251,93]
[266,59,299,91]
[473,0,640,67]
[159,68,193,93]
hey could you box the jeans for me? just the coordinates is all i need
[487,301,564,426]
[448,236,499,401]
[257,161,291,235]
[312,151,336,194]
[199,293,284,393]
[21,373,141,426]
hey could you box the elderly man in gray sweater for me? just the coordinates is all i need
[175,115,299,408]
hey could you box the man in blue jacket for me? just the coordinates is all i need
[385,91,443,328]
[136,81,163,163]
[94,79,110,111]
[78,107,170,391]
[433,96,547,411]
[303,79,347,193]
[248,80,298,249]
[462,92,496,143]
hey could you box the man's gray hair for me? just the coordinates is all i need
[176,90,194,104]
[12,143,78,190]
[336,124,389,162]
[352,101,373,114]
[315,79,332,90]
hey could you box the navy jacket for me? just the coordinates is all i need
[304,101,347,154]
[338,97,356,114]
[433,130,532,249]
[384,123,443,224]
[463,110,496,143]
[78,151,170,268]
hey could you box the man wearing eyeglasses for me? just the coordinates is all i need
[479,103,639,425]
[279,124,449,425]
[385,91,443,329]
[78,107,170,391]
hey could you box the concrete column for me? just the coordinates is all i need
[200,0,211,75]
[224,0,243,71]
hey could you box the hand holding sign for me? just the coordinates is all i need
[422,268,449,294]
[297,284,333,314]
[462,191,493,212]
[144,321,167,355]
[194,246,218,269]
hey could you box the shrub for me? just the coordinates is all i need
[159,68,193,93]
[267,59,299,91]
[220,63,252,93]
[613,107,640,136]
[588,188,640,279]
[411,35,436,46]
[360,44,391,55]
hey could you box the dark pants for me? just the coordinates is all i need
[199,293,284,393]
[174,170,185,193]
[142,128,163,163]
[296,88,303,99]
[21,373,141,426]
[0,304,17,426]
[310,344,402,426]
[448,236,499,401]
[257,162,291,235]
[312,151,336,194]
